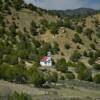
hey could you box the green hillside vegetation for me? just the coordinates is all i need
[0,0,100,88]
[0,92,32,100]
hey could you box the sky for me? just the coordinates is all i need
[24,0,100,10]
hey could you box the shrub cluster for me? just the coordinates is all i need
[70,50,82,62]
[55,58,68,73]
[72,34,83,44]
[84,28,93,40]
[93,74,100,84]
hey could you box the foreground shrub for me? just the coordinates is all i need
[8,92,32,100]
[66,71,75,80]
[31,70,45,87]
[90,43,96,50]
[88,58,96,65]
[70,50,82,62]
[75,62,87,73]
[93,64,100,70]
[55,58,68,73]
[76,62,92,81]
[78,69,92,81]
[45,72,58,83]
[27,63,45,87]
[93,74,100,84]
[0,63,28,83]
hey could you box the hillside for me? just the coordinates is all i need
[3,5,100,66]
[49,8,100,17]
[0,0,100,99]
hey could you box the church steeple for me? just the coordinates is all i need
[40,51,52,67]
[47,51,51,57]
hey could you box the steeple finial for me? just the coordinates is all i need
[47,51,51,57]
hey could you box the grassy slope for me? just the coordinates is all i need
[0,80,100,100]
[5,8,100,65]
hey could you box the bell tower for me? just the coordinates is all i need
[47,51,52,66]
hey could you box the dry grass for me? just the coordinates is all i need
[0,80,100,100]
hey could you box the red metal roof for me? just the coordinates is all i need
[40,56,48,62]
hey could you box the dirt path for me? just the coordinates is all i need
[0,80,100,100]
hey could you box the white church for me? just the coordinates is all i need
[40,51,52,67]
